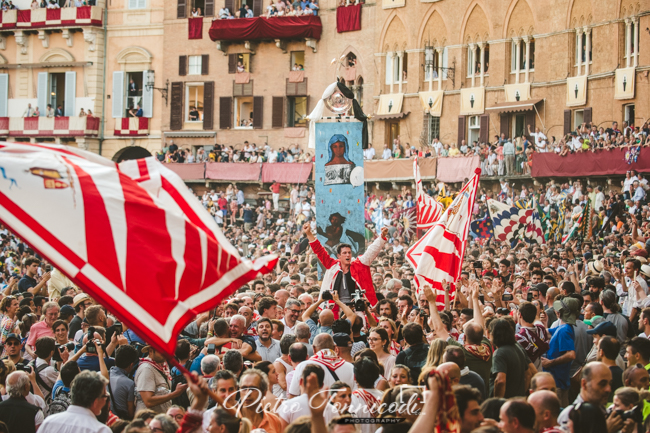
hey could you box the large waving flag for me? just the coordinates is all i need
[414,157,443,232]
[488,198,544,246]
[0,142,276,357]
[406,168,481,309]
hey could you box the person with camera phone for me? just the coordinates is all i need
[75,327,113,378]
[302,222,388,318]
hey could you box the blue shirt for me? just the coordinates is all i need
[76,354,115,373]
[545,324,575,390]
[51,379,68,399]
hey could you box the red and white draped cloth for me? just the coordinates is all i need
[0,117,99,137]
[0,6,103,29]
[0,143,276,356]
[352,389,380,417]
[114,117,150,136]
[310,349,346,370]
[406,169,481,308]
[414,157,443,232]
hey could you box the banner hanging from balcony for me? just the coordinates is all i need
[188,17,203,39]
[0,6,102,29]
[504,83,531,102]
[336,4,361,33]
[208,16,322,42]
[376,93,404,116]
[0,116,99,137]
[315,121,365,259]
[615,67,635,100]
[418,90,443,117]
[459,87,485,115]
[566,75,587,107]
[114,118,150,136]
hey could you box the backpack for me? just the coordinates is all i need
[49,387,71,415]
[170,360,192,408]
[29,361,53,407]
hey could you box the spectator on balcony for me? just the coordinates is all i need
[55,105,63,117]
[45,104,54,118]
[382,144,391,160]
[363,145,375,160]
[88,109,94,117]
[47,0,60,8]
[135,104,143,118]
[309,0,319,15]
[31,0,39,9]
[128,79,138,97]
[79,108,87,117]
[219,7,233,18]
[189,106,200,121]
[237,62,246,73]
[32,107,40,117]
[191,7,199,16]
[40,0,47,7]
[22,104,34,118]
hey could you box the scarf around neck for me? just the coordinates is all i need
[140,357,172,383]
[310,349,345,370]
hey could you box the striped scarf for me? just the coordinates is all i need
[310,349,345,370]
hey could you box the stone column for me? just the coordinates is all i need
[576,29,583,76]
[633,17,639,67]
[388,51,394,93]
[470,43,477,88]
[523,36,530,83]
[397,51,404,93]
[584,27,591,76]
[514,38,521,83]
[625,18,632,68]
[479,42,485,86]
[437,48,443,91]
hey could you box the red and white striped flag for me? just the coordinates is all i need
[414,157,443,232]
[0,142,276,356]
[406,168,481,309]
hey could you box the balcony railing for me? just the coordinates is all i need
[0,116,99,137]
[114,117,150,136]
[0,6,102,30]
[208,16,321,42]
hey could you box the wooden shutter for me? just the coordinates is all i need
[179,56,187,76]
[37,72,48,118]
[177,0,186,18]
[500,113,509,139]
[272,96,284,128]
[252,0,262,16]
[203,82,214,130]
[525,110,535,134]
[225,0,234,15]
[204,0,215,16]
[583,107,592,125]
[219,97,232,129]
[457,116,466,144]
[296,78,307,96]
[286,79,296,96]
[202,55,210,75]
[479,114,489,144]
[0,74,8,118]
[244,80,253,96]
[170,82,184,131]
[64,71,76,117]
[563,109,572,135]
[228,54,236,74]
[253,96,263,129]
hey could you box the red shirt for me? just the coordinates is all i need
[218,197,228,210]
[271,183,281,194]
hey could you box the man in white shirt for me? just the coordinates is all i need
[278,364,339,430]
[594,185,605,212]
[431,138,444,156]
[39,370,112,433]
[349,357,383,433]
[528,125,547,152]
[363,146,375,160]
[288,334,353,397]
[301,198,311,219]
[23,103,34,117]
[382,144,392,160]
[615,258,649,318]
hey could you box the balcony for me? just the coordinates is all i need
[0,116,99,137]
[0,6,102,30]
[114,117,150,136]
[208,16,321,44]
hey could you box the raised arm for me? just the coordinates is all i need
[423,284,450,340]
[470,282,484,328]
[303,223,336,269]
[359,227,389,266]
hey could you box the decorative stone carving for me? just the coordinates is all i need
[83,28,96,52]
[14,31,28,55]
[62,29,73,48]
[38,30,49,48]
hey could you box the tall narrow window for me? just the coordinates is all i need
[185,84,204,122]
[188,56,203,75]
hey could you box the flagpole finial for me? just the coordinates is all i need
[474,168,482,175]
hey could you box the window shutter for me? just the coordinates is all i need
[37,72,48,118]
[296,78,307,96]
[525,110,535,134]
[179,56,187,76]
[286,78,296,96]
[0,74,7,118]
[219,97,232,129]
[228,54,236,74]
[170,82,183,130]
[244,80,253,96]
[272,96,284,128]
[252,0,262,16]
[202,55,210,75]
[177,0,186,18]
[563,109,572,135]
[204,0,215,16]
[225,0,234,15]
[500,113,509,139]
[583,107,592,125]
[64,71,76,117]
[203,82,214,130]
[142,70,154,118]
[253,96,263,129]
[457,116,465,143]
[479,114,489,144]
[233,82,242,97]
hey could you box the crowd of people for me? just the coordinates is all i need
[0,153,650,433]
[364,121,650,177]
[217,0,319,19]
[158,141,313,164]
[25,0,96,9]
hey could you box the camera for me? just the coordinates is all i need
[527,292,533,302]
[502,293,514,302]
[106,322,123,343]
[474,261,483,269]
[418,309,428,317]
[86,326,97,354]
[479,293,484,303]
[610,405,643,424]
[15,363,32,373]
[207,344,216,355]
[352,289,366,311]
[52,342,76,363]
[321,291,333,301]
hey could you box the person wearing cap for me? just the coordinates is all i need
[332,333,353,362]
[541,297,578,406]
[135,345,188,414]
[69,293,92,340]
[3,333,25,366]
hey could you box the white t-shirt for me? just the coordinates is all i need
[277,393,339,425]
[350,389,384,433]
[363,147,376,160]
[530,132,547,152]
[288,360,354,396]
